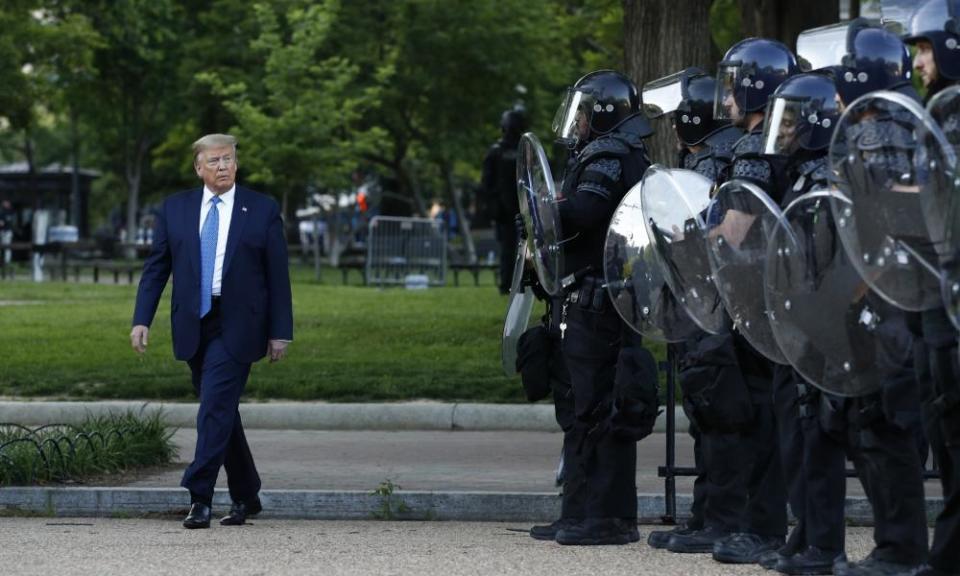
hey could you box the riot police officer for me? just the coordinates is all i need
[482,107,528,294]
[534,69,654,546]
[639,67,748,552]
[754,71,848,576]
[901,2,960,574]
[704,37,798,566]
[798,20,931,576]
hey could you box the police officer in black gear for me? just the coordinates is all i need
[793,20,931,576]
[639,68,746,551]
[482,107,529,294]
[901,2,960,574]
[752,72,848,576]
[543,70,654,546]
[700,37,797,566]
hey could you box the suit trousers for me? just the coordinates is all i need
[181,305,260,505]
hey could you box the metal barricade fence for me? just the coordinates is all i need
[366,216,447,287]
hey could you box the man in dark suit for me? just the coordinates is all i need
[130,133,293,529]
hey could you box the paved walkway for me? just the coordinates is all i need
[127,430,943,498]
[0,518,894,576]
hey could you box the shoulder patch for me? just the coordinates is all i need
[733,131,763,156]
[579,136,630,164]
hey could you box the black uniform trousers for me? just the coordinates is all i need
[679,332,782,535]
[546,304,584,520]
[560,298,637,520]
[847,399,928,566]
[773,365,847,554]
[916,310,960,573]
[669,341,708,530]
[181,299,261,506]
[688,419,708,530]
[732,337,788,538]
[496,220,517,295]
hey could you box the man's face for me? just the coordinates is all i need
[723,86,743,125]
[574,108,591,143]
[195,145,237,194]
[776,109,798,153]
[914,41,939,88]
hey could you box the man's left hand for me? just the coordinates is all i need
[268,340,289,363]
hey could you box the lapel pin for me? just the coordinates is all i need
[242,206,248,212]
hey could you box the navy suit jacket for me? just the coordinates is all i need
[132,186,294,364]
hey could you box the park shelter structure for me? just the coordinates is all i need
[0,162,98,239]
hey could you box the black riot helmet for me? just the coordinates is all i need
[715,38,799,123]
[500,106,528,141]
[642,67,731,146]
[761,73,841,156]
[797,19,913,104]
[553,70,640,148]
[902,0,960,81]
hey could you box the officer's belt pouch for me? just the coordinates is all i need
[516,325,552,403]
[678,333,753,432]
[818,393,847,441]
[611,345,660,441]
[569,276,606,313]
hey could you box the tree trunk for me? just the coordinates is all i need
[737,0,839,50]
[70,105,81,233]
[400,160,428,217]
[125,137,148,258]
[623,0,716,167]
[442,160,476,264]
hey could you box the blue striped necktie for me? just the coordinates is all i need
[200,196,221,318]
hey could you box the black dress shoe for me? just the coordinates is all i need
[647,523,700,549]
[713,532,785,564]
[775,546,841,575]
[220,498,263,526]
[529,518,578,541]
[183,503,212,529]
[832,552,918,576]
[555,518,640,546]
[665,525,729,554]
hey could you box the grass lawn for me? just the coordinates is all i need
[0,265,666,402]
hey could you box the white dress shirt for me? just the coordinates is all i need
[199,185,234,296]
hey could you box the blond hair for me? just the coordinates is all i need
[192,133,237,164]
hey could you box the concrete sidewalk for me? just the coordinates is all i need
[0,429,945,523]
[0,519,894,576]
[0,400,689,432]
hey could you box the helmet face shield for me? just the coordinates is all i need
[761,98,805,155]
[797,22,852,71]
[714,64,743,122]
[553,89,592,146]
[642,71,686,118]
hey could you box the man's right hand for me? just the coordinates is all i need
[130,325,150,354]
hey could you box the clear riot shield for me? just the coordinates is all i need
[501,240,537,377]
[926,86,960,329]
[604,169,699,343]
[517,132,563,296]
[766,190,896,397]
[640,166,727,334]
[705,179,786,364]
[829,90,948,312]
[878,0,915,35]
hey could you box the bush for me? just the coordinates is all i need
[0,410,176,486]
